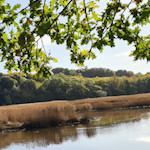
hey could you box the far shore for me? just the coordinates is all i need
[0,93,150,131]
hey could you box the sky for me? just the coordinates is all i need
[1,0,150,74]
[39,35,150,74]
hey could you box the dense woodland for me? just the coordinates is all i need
[0,68,150,105]
[52,68,135,77]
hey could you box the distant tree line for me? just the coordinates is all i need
[52,68,135,77]
[0,70,150,105]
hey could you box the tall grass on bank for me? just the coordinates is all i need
[73,93,150,110]
[0,102,92,131]
[0,102,77,130]
[0,93,150,131]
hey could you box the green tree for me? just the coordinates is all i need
[0,76,16,89]
[68,82,89,99]
[4,95,12,105]
[0,0,150,77]
[147,77,150,92]
[96,90,107,97]
[19,79,37,103]
[116,70,134,77]
[36,81,55,101]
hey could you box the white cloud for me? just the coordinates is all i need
[115,50,131,57]
[131,136,150,143]
[35,35,56,49]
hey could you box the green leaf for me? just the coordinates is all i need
[2,33,8,42]
[18,32,26,46]
[92,12,99,21]
[90,52,96,60]
[44,4,49,13]
[51,57,58,62]
[31,1,41,8]
[50,0,56,11]
[27,18,32,25]
[12,4,21,10]
[81,50,89,55]
[0,0,5,6]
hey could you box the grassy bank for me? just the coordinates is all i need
[0,93,150,131]
[73,93,150,110]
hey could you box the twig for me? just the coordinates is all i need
[41,38,48,59]
[102,0,121,38]
[120,0,133,17]
[17,0,40,15]
[0,0,40,25]
[83,0,94,52]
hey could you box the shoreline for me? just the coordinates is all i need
[0,93,150,132]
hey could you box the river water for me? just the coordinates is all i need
[1,108,150,150]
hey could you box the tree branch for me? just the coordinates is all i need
[17,0,40,15]
[83,0,94,53]
[0,0,40,26]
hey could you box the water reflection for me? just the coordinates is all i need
[1,108,150,149]
[133,136,150,143]
[0,127,78,149]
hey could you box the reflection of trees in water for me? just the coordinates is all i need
[0,108,150,149]
[89,108,150,127]
[0,126,78,149]
[85,127,97,138]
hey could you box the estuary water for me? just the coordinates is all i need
[1,108,150,150]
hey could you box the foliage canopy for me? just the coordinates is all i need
[0,71,150,105]
[0,0,150,77]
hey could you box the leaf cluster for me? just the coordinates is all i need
[0,0,149,77]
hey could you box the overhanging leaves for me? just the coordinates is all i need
[0,0,149,77]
